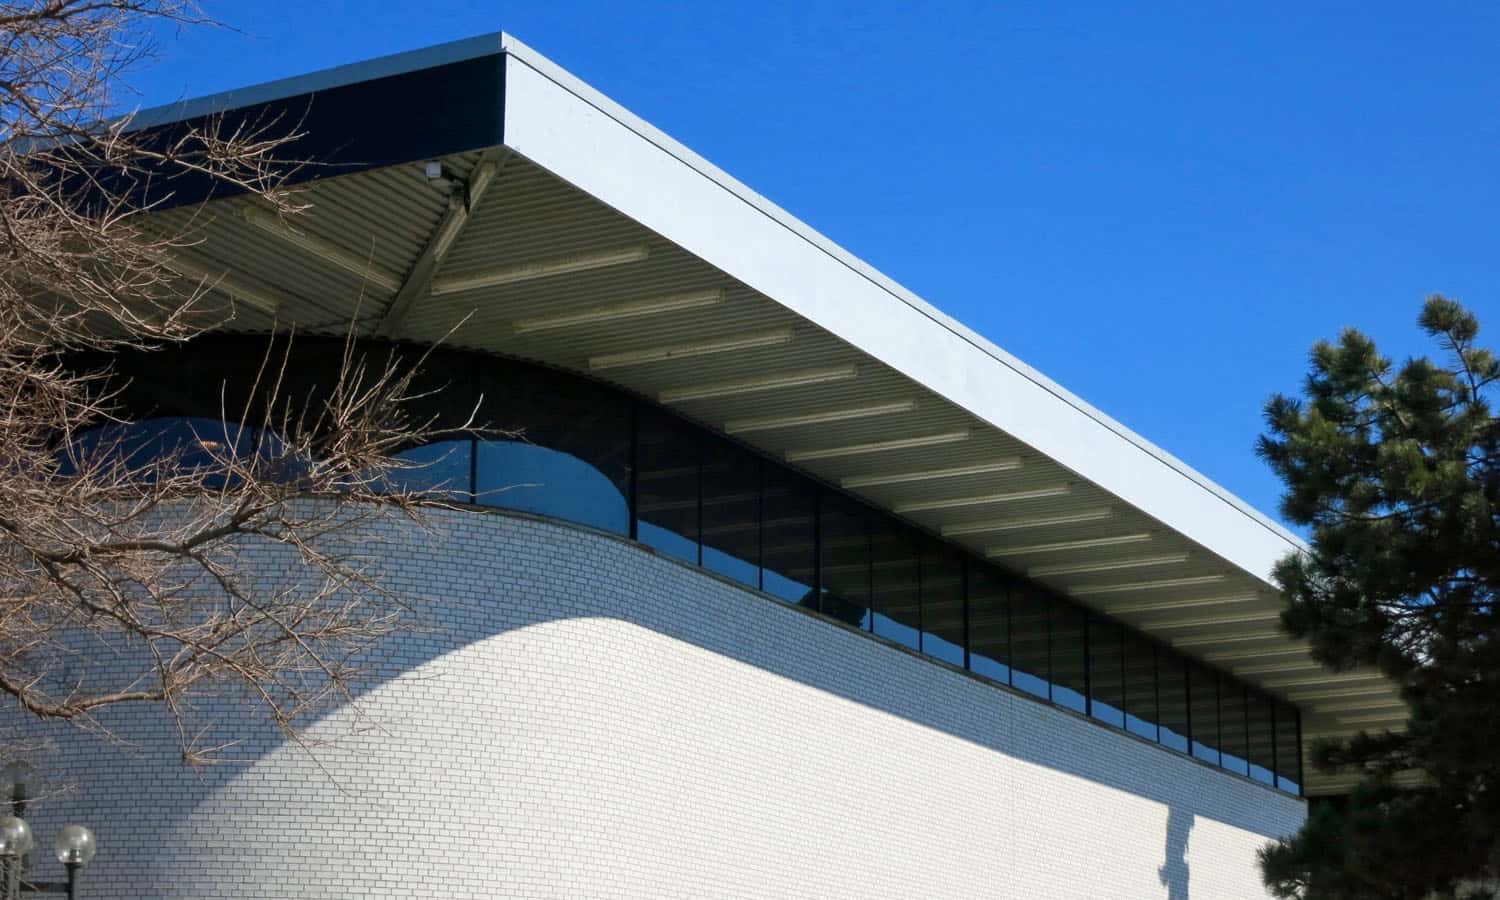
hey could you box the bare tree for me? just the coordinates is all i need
[0,1,456,764]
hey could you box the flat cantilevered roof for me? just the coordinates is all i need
[131,32,1403,794]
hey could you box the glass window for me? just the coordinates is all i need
[1010,586,1051,700]
[1189,662,1222,765]
[1122,633,1159,741]
[920,545,966,668]
[1247,692,1277,785]
[699,439,761,590]
[477,360,631,533]
[1158,656,1190,753]
[112,341,1314,794]
[634,410,700,562]
[475,441,629,533]
[758,467,816,605]
[388,439,473,498]
[1088,615,1125,728]
[1220,683,1250,776]
[1050,599,1088,714]
[1276,703,1302,795]
[818,492,871,630]
[967,565,1010,684]
[870,519,921,651]
[64,417,282,484]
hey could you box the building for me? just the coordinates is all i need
[24,33,1403,898]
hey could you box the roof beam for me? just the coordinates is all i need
[514,287,725,334]
[1105,592,1261,615]
[376,148,510,337]
[1257,671,1389,689]
[1030,553,1188,578]
[166,256,282,316]
[841,458,1024,489]
[241,204,403,292]
[587,328,793,371]
[1233,661,1322,676]
[1130,610,1281,631]
[1335,712,1410,725]
[1170,633,1296,651]
[1202,645,1310,663]
[661,365,857,404]
[727,400,917,435]
[941,507,1112,537]
[1071,573,1227,597]
[1285,683,1395,701]
[893,482,1068,514]
[987,532,1151,557]
[434,243,651,295]
[786,431,970,463]
[1322,698,1410,714]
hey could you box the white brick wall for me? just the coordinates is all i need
[20,508,1303,898]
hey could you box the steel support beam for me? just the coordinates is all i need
[375,148,511,337]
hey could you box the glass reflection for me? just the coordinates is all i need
[1190,662,1222,765]
[1089,616,1126,728]
[389,439,473,498]
[1159,658,1190,754]
[920,546,966,668]
[818,493,871,630]
[870,520,920,651]
[1247,692,1277,785]
[968,566,1011,684]
[635,410,700,562]
[1276,703,1302,794]
[65,417,281,483]
[1122,633,1159,741]
[1010,587,1051,700]
[700,440,761,590]
[476,441,629,535]
[1051,602,1088,714]
[760,468,816,605]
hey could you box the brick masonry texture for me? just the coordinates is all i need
[20,507,1305,898]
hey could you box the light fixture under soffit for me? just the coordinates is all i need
[1028,553,1190,578]
[786,430,970,463]
[1069,573,1227,596]
[725,400,917,435]
[166,257,281,316]
[1169,632,1287,649]
[894,483,1069,514]
[1107,592,1260,615]
[941,507,1112,537]
[433,243,652,296]
[986,532,1151,557]
[841,458,1023,489]
[588,328,793,371]
[511,287,725,335]
[1144,610,1281,630]
[659,365,857,404]
[240,205,403,292]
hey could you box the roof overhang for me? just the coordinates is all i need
[130,32,1403,795]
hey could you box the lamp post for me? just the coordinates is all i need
[0,765,96,900]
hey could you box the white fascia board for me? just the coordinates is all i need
[500,33,1305,586]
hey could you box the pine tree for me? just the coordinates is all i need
[1257,296,1500,899]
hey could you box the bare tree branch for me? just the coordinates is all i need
[0,2,467,764]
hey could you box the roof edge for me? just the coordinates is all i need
[498,32,1307,559]
[125,32,505,131]
[122,29,1307,563]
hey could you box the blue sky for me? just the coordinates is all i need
[128,2,1499,527]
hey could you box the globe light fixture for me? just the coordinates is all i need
[0,819,31,858]
[52,828,93,868]
[0,768,97,900]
